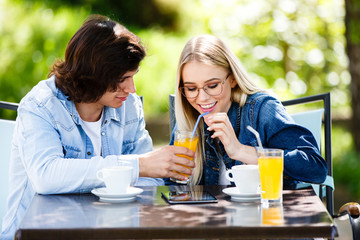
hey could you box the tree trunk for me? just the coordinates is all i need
[345,0,360,151]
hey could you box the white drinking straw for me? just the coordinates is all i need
[191,112,210,138]
[246,126,264,152]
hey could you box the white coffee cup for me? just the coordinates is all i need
[96,166,133,194]
[225,165,260,194]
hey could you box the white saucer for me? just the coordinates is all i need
[91,187,143,199]
[222,187,260,198]
[231,196,260,202]
[99,196,136,203]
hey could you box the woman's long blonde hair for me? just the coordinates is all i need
[174,35,262,185]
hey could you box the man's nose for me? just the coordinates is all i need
[121,78,136,93]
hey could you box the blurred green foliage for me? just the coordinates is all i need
[0,0,349,118]
[1,0,359,201]
[0,0,90,119]
[332,125,360,202]
[23,0,183,30]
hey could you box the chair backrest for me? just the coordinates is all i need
[282,92,333,216]
[0,101,18,227]
[0,120,16,227]
[290,109,324,149]
[169,94,176,134]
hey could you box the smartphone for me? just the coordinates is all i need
[161,190,218,204]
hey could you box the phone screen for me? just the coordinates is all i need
[161,190,218,204]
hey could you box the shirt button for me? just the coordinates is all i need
[87,152,91,155]
[101,132,105,136]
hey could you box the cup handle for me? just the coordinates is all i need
[225,169,234,182]
[96,170,104,182]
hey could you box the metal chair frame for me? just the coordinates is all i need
[169,94,176,134]
[0,101,18,111]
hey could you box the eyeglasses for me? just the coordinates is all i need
[180,72,231,99]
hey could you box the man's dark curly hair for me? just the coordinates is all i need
[49,15,146,103]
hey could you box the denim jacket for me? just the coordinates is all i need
[1,76,163,240]
[166,92,327,187]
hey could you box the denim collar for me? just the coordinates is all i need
[52,76,121,126]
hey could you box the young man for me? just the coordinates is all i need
[1,15,194,240]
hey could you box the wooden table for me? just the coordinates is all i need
[15,185,338,239]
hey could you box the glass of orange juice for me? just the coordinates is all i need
[258,148,284,206]
[170,130,198,184]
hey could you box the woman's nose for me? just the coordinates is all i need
[197,88,210,101]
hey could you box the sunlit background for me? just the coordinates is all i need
[0,0,358,212]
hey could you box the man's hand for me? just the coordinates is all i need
[139,145,196,181]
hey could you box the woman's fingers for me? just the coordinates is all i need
[205,113,241,157]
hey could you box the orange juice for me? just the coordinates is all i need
[174,136,198,178]
[258,149,284,203]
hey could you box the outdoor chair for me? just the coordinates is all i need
[0,101,18,227]
[282,93,360,239]
[281,92,334,216]
[169,93,334,215]
[169,94,176,134]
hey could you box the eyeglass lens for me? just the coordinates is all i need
[182,82,223,98]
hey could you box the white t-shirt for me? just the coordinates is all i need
[81,111,104,156]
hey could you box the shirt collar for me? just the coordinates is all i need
[54,81,122,125]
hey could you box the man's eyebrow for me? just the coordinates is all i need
[120,68,140,81]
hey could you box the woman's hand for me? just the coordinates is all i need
[204,113,258,164]
[138,145,196,181]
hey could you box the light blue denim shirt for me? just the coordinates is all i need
[1,76,163,240]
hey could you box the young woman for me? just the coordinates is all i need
[1,15,194,240]
[168,34,327,187]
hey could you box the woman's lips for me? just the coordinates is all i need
[199,102,217,112]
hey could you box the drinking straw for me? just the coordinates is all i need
[246,126,264,152]
[191,112,210,138]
